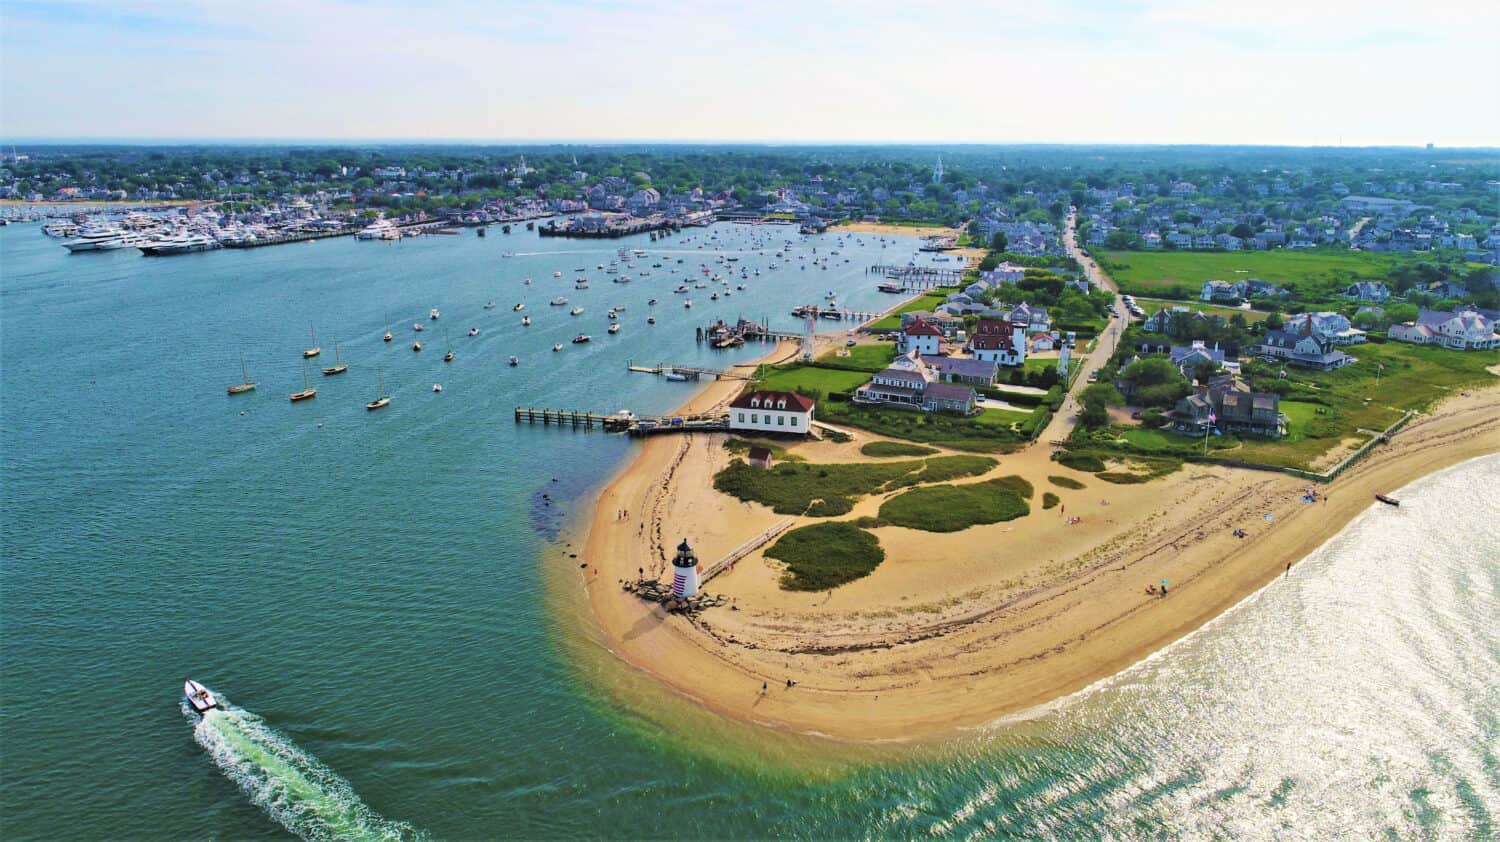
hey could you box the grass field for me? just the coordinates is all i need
[868,289,956,330]
[1098,249,1404,301]
[878,478,1031,532]
[756,366,871,397]
[860,441,939,457]
[816,343,897,372]
[816,400,1029,452]
[765,522,885,591]
[714,454,997,516]
[1133,297,1271,322]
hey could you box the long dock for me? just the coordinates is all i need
[513,407,633,430]
[700,519,796,584]
[866,264,966,287]
[220,228,357,249]
[625,360,750,381]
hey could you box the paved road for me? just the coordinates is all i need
[1035,210,1133,443]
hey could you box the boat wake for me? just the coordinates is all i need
[187,699,422,841]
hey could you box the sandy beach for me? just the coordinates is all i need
[577,347,1500,742]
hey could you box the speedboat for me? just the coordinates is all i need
[413,323,425,332]
[522,316,531,326]
[572,334,591,344]
[525,278,533,285]
[468,327,480,336]
[484,301,496,310]
[432,383,443,393]
[553,271,563,278]
[513,303,525,311]
[550,297,568,306]
[508,355,519,367]
[647,298,658,306]
[552,343,563,352]
[413,341,422,352]
[184,679,219,714]
[684,300,693,308]
[430,308,440,320]
[608,323,620,334]
[570,306,584,316]
[608,310,618,320]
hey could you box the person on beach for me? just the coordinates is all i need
[761,681,768,695]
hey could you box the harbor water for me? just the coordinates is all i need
[2,222,1496,839]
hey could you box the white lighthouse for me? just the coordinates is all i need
[671,538,701,599]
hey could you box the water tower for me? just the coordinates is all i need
[671,539,701,599]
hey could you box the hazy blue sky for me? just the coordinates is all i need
[2,0,1496,145]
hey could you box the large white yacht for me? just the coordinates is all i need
[356,218,399,240]
[138,231,222,256]
[62,223,152,252]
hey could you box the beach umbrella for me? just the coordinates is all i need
[1161,579,1169,586]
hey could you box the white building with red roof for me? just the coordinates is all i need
[898,318,944,355]
[967,318,1027,367]
[729,390,816,436]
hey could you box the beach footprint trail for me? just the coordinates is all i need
[187,699,423,842]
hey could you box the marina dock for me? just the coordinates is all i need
[625,360,751,381]
[514,406,729,436]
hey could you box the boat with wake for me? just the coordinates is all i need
[184,679,219,714]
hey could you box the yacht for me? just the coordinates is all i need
[42,220,79,238]
[138,231,221,255]
[63,223,150,252]
[356,219,398,240]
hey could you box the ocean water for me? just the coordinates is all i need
[2,222,1496,840]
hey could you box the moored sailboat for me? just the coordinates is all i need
[366,369,390,410]
[290,361,317,402]
[227,352,256,395]
[321,342,348,375]
[303,325,321,358]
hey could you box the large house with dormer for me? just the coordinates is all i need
[1167,381,1285,438]
[728,390,815,436]
[1388,308,1500,350]
[1284,312,1366,345]
[1343,281,1391,303]
[855,351,979,414]
[1255,329,1354,370]
[967,318,1027,366]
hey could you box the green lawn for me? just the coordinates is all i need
[860,441,939,457]
[817,343,896,372]
[756,365,871,397]
[1098,249,1405,300]
[816,400,1028,452]
[975,407,1033,427]
[1133,297,1271,323]
[868,288,957,330]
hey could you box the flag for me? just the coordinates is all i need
[1378,363,1385,370]
[1208,411,1217,423]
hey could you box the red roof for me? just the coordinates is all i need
[730,390,816,412]
[974,318,1017,336]
[970,333,1014,351]
[903,320,943,337]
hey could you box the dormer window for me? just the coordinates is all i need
[776,400,786,409]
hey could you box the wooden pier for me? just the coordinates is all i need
[866,264,966,287]
[514,407,633,430]
[220,228,357,249]
[625,360,749,381]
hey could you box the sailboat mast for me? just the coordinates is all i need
[240,352,249,382]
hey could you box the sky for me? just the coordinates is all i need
[2,0,1497,146]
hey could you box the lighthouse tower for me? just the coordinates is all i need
[671,538,701,599]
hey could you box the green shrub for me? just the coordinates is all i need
[878,480,1031,532]
[766,523,885,591]
[713,455,997,516]
[1048,475,1086,489]
[824,429,852,443]
[860,440,939,457]
[1097,472,1149,484]
[1042,492,1061,509]
[850,516,887,528]
[991,474,1034,498]
[1056,452,1106,472]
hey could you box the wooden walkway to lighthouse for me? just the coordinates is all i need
[700,519,796,584]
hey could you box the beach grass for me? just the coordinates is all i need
[860,441,939,457]
[1048,475,1087,489]
[765,522,886,591]
[1043,492,1061,509]
[815,400,1027,452]
[878,479,1031,532]
[1056,452,1106,472]
[714,454,997,516]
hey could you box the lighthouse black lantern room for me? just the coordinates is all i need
[671,539,701,599]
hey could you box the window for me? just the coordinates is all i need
[750,414,757,424]
[790,417,798,427]
[737,413,744,422]
[777,415,784,425]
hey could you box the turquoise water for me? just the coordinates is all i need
[3,223,1497,839]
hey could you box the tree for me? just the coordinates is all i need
[1230,222,1255,239]
[990,231,1008,252]
[1264,312,1284,331]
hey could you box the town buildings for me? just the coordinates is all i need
[967,318,1027,367]
[1388,308,1500,350]
[855,351,979,414]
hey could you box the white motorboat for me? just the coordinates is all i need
[522,316,531,326]
[430,308,440,320]
[513,303,524,311]
[508,355,519,367]
[432,383,443,393]
[484,301,496,309]
[608,323,620,334]
[570,306,584,316]
[553,343,564,352]
[468,327,480,336]
[183,679,219,714]
[550,297,568,306]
